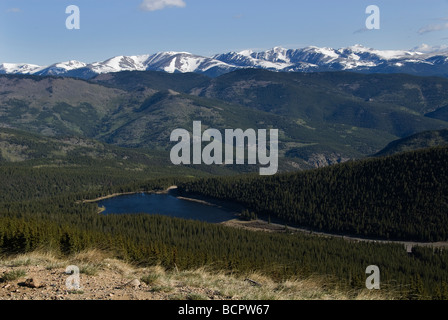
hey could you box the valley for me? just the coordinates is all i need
[2,69,448,170]
[0,68,448,300]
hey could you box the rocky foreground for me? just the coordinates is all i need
[0,250,387,300]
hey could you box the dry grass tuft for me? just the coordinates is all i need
[0,249,59,267]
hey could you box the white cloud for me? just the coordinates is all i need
[7,8,21,13]
[140,0,186,12]
[353,27,369,34]
[418,22,448,34]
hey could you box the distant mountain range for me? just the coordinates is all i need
[2,68,448,170]
[2,45,448,79]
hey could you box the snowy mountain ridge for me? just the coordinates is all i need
[2,44,448,79]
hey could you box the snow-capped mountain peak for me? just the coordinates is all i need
[238,49,254,57]
[0,63,43,75]
[33,60,88,76]
[54,60,87,70]
[345,45,419,60]
[88,55,151,74]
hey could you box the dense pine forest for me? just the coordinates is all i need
[1,210,448,299]
[0,146,447,299]
[178,146,448,242]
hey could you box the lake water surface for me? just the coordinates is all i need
[98,193,237,223]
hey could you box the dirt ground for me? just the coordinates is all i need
[0,254,227,301]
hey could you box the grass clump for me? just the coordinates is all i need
[1,269,26,282]
[187,293,209,300]
[141,274,161,286]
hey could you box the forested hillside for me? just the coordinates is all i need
[375,129,448,156]
[179,146,448,242]
[3,70,448,169]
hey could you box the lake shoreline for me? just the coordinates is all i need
[83,186,448,249]
[82,185,179,204]
[83,185,245,214]
[91,186,242,223]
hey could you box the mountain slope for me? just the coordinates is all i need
[0,127,246,179]
[90,70,210,92]
[1,70,448,171]
[375,129,448,156]
[191,69,448,137]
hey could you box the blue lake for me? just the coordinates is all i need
[98,193,238,223]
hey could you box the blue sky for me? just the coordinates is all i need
[0,0,447,65]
